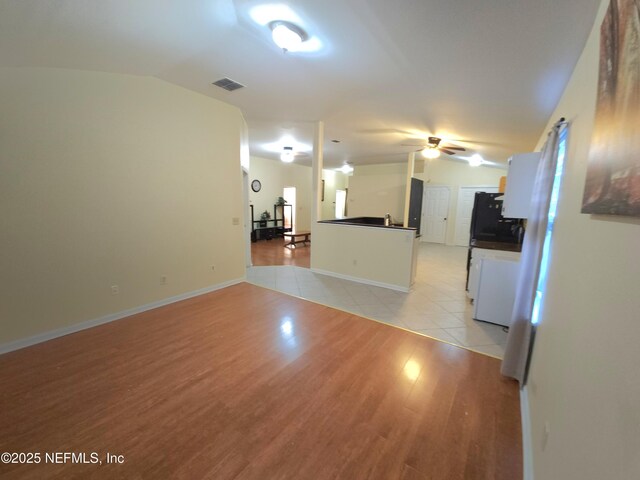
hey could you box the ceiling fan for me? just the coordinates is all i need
[403,136,466,159]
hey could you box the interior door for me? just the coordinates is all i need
[422,186,450,243]
[335,189,346,219]
[454,187,499,246]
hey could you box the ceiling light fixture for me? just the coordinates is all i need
[421,148,440,159]
[250,5,323,53]
[281,146,295,163]
[469,154,484,167]
[270,21,307,52]
[338,164,353,174]
[263,136,310,155]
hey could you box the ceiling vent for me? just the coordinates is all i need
[212,78,245,92]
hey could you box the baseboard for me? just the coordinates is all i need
[310,268,410,293]
[520,385,534,480]
[0,277,245,355]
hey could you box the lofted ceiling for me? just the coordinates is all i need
[0,0,601,168]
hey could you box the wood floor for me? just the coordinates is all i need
[0,283,521,479]
[251,237,310,268]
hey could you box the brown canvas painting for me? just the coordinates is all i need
[582,0,640,216]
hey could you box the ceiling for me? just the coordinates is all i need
[0,0,601,168]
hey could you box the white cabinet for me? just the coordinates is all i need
[502,152,541,219]
[467,248,521,301]
[474,258,520,327]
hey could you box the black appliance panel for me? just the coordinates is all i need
[408,177,424,232]
[469,193,524,244]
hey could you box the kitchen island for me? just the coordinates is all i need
[311,217,418,292]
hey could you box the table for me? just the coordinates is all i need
[283,231,311,249]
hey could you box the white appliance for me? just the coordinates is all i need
[467,248,521,301]
[502,152,541,219]
[474,258,520,327]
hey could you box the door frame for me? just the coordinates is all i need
[242,170,252,267]
[454,185,499,247]
[421,185,452,243]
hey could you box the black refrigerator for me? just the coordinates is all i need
[469,192,524,243]
[465,192,525,288]
[407,177,424,233]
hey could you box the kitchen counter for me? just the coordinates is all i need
[319,217,416,233]
[470,239,522,253]
[312,218,419,291]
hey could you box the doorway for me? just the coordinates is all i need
[454,186,499,246]
[335,189,347,219]
[283,187,296,231]
[422,186,451,243]
[243,171,252,267]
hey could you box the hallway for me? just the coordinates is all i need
[251,237,310,268]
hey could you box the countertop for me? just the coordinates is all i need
[470,239,523,253]
[319,217,417,232]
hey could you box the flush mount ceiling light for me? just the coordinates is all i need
[250,5,322,53]
[468,154,484,167]
[421,147,441,159]
[270,21,307,52]
[281,146,295,163]
[338,164,353,174]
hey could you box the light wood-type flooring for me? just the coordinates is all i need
[251,237,310,268]
[0,283,521,479]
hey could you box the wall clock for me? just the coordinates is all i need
[251,179,262,192]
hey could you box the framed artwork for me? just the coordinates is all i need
[581,0,640,217]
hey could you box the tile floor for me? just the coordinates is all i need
[246,243,509,358]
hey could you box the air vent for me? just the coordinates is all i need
[212,78,245,92]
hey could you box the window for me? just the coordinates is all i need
[531,128,567,325]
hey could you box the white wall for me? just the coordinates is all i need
[311,223,417,291]
[0,67,246,346]
[526,1,640,478]
[248,158,350,227]
[248,156,312,231]
[347,160,505,243]
[321,169,350,220]
[417,159,506,244]
[347,163,407,221]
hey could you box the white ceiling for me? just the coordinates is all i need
[0,0,601,167]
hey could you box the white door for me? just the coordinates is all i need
[454,187,499,246]
[422,186,450,243]
[335,189,346,219]
[283,187,296,230]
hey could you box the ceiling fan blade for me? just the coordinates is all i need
[401,143,427,147]
[440,145,466,151]
[440,148,459,156]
